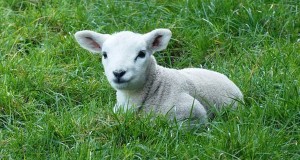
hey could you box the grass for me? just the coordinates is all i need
[0,0,299,159]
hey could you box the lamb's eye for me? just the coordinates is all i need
[137,51,146,58]
[135,51,146,61]
[102,52,108,59]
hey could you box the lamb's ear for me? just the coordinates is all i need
[74,30,111,53]
[143,29,172,52]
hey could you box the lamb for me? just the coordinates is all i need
[74,28,243,123]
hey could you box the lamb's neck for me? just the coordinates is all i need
[121,56,159,104]
[141,56,159,94]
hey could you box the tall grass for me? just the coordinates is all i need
[0,0,299,159]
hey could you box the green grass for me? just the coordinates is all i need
[0,0,299,159]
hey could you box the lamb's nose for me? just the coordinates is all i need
[113,70,126,78]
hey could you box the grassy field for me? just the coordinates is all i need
[0,0,299,159]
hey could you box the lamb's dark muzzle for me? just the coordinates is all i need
[113,70,126,79]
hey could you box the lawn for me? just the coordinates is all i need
[0,0,299,159]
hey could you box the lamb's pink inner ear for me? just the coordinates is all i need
[152,35,163,47]
[85,37,101,49]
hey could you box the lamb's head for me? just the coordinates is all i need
[74,29,172,90]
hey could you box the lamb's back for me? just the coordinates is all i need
[179,68,243,109]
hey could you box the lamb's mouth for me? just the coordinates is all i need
[113,78,130,84]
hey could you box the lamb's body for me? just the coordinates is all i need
[75,28,243,123]
[115,56,243,122]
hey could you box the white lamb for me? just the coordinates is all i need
[74,28,243,123]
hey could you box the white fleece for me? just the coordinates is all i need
[74,29,243,123]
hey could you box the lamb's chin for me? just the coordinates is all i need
[111,80,144,91]
[111,81,131,90]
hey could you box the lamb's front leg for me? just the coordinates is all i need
[113,93,140,113]
[114,91,130,113]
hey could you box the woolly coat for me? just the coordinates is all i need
[115,56,243,122]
